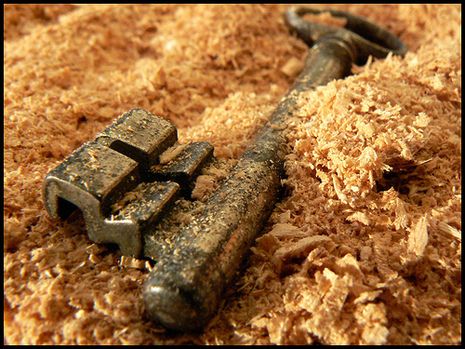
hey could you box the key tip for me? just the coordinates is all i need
[143,281,205,332]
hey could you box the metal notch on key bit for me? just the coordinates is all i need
[43,108,214,257]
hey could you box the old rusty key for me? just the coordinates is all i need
[43,7,407,332]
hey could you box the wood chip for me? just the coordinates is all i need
[407,215,429,256]
[281,57,304,77]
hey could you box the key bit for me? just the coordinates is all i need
[43,108,214,257]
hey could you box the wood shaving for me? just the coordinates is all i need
[407,214,429,257]
[119,256,146,270]
[191,175,217,202]
[4,4,461,345]
[281,57,304,78]
[437,221,461,241]
[159,143,188,165]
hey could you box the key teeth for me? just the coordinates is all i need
[96,108,178,167]
[149,142,214,194]
[108,181,180,235]
[43,108,215,259]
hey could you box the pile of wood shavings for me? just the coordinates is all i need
[4,4,461,345]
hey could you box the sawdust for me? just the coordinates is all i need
[4,4,461,345]
[158,143,188,165]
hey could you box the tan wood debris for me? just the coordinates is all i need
[4,4,461,345]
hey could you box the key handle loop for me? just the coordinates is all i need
[285,7,407,65]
